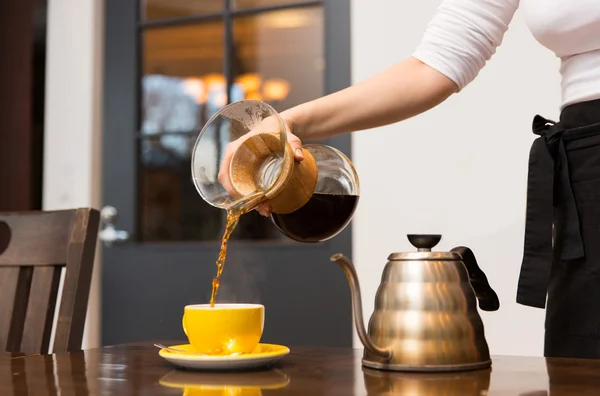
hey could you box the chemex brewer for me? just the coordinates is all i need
[191,100,360,305]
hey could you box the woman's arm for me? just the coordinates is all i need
[219,0,520,215]
[282,57,458,141]
[282,0,520,141]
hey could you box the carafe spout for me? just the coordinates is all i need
[330,253,392,360]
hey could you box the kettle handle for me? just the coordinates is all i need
[451,246,500,311]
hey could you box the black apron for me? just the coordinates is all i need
[517,98,600,359]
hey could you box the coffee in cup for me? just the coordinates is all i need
[182,303,264,355]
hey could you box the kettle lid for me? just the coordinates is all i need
[388,234,460,261]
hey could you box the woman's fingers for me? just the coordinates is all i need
[287,131,304,161]
[255,203,273,217]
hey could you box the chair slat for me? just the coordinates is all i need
[0,267,20,350]
[52,209,99,353]
[0,267,33,352]
[20,266,62,354]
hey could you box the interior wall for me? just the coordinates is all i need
[43,0,104,349]
[351,0,560,357]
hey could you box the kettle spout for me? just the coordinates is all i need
[330,253,392,360]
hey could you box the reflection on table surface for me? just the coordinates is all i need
[362,366,492,396]
[2,343,600,395]
[159,369,290,395]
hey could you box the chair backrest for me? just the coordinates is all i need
[0,208,100,354]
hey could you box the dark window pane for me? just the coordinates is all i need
[229,6,325,240]
[233,0,317,10]
[139,22,225,242]
[139,156,224,241]
[142,0,223,21]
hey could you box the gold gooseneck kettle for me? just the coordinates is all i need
[331,234,500,372]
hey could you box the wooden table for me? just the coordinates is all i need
[2,342,600,395]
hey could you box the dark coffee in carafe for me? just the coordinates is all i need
[271,193,359,243]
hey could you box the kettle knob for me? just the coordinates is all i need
[407,234,442,251]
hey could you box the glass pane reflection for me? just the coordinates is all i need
[140,22,225,242]
[143,0,223,21]
[142,22,226,136]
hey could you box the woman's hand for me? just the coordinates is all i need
[217,114,304,217]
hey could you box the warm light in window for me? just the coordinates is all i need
[204,73,226,92]
[236,73,262,93]
[183,73,289,104]
[203,73,227,106]
[246,91,263,101]
[261,9,309,29]
[182,77,207,104]
[262,78,290,101]
[213,91,228,107]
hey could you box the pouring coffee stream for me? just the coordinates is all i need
[191,100,360,306]
[331,234,500,372]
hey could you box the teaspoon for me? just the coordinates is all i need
[154,343,242,356]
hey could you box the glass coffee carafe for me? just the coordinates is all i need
[191,100,360,243]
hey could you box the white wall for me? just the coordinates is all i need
[351,0,560,356]
[43,0,104,350]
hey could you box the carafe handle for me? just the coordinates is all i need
[451,246,500,311]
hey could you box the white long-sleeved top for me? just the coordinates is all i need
[412,0,600,109]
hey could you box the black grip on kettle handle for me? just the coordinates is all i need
[451,246,500,311]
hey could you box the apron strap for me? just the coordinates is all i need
[516,115,585,309]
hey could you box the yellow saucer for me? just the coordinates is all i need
[158,343,290,371]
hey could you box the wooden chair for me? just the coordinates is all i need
[0,208,100,354]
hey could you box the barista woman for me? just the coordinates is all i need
[220,0,600,360]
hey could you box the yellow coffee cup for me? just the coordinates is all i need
[182,303,264,355]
